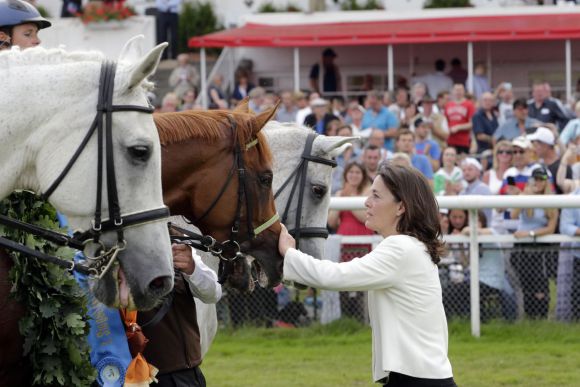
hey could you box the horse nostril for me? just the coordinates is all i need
[148,276,172,296]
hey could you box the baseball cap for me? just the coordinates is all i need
[531,166,549,180]
[512,136,531,149]
[414,117,426,128]
[461,157,482,171]
[310,97,329,108]
[528,127,555,146]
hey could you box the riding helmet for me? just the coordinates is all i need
[0,0,51,30]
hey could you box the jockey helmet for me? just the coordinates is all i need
[0,0,51,30]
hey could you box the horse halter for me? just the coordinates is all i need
[275,132,337,249]
[0,60,169,278]
[170,116,279,284]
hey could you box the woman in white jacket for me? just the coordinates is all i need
[279,162,456,387]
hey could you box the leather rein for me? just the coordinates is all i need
[0,60,169,278]
[169,116,278,284]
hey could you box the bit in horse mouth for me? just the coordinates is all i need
[248,256,268,288]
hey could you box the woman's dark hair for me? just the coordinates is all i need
[378,162,446,264]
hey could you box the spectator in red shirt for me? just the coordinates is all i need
[445,83,476,155]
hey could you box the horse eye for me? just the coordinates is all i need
[127,145,151,162]
[312,185,327,199]
[259,174,273,187]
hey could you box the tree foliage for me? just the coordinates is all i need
[341,0,384,10]
[424,0,473,8]
[1,191,95,386]
[178,1,223,53]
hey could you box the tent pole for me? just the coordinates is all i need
[486,42,492,87]
[388,44,394,93]
[566,39,572,106]
[467,42,474,94]
[201,47,208,109]
[294,47,300,92]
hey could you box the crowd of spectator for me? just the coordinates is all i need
[157,53,580,325]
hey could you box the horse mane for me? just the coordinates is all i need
[0,46,104,66]
[154,110,273,167]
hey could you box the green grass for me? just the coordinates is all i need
[202,319,580,387]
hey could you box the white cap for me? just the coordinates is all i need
[528,127,555,146]
[512,135,531,149]
[310,97,329,107]
[461,157,482,171]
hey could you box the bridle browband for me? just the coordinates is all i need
[274,132,336,248]
[169,116,279,284]
[0,60,169,277]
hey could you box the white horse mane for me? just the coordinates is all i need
[0,46,154,90]
[0,45,104,66]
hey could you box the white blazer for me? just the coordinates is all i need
[283,234,453,382]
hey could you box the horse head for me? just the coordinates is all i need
[156,105,283,292]
[0,36,174,310]
[263,122,357,259]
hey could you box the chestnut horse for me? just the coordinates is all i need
[155,105,283,291]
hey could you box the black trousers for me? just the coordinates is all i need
[156,11,179,59]
[382,372,457,387]
[153,367,206,387]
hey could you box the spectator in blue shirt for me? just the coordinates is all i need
[414,117,441,171]
[559,187,580,321]
[493,98,542,146]
[155,0,182,59]
[472,92,499,154]
[395,129,434,183]
[361,90,399,151]
[528,82,569,131]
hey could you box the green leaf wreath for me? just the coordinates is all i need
[0,191,95,386]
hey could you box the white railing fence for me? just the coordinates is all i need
[329,195,580,337]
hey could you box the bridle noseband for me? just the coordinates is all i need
[275,132,337,248]
[0,60,169,277]
[170,116,279,284]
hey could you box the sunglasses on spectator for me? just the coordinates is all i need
[497,150,513,155]
[512,149,526,154]
[534,176,548,181]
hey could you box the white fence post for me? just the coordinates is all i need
[468,208,480,338]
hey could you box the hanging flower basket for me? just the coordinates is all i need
[78,0,136,27]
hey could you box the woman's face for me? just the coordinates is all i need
[496,146,513,165]
[345,166,364,187]
[364,177,403,237]
[12,23,40,49]
[443,148,457,168]
[531,177,548,194]
[449,210,466,230]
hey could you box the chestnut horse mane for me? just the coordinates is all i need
[154,109,272,166]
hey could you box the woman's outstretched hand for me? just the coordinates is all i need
[278,224,296,257]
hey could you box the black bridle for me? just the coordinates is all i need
[274,132,337,249]
[0,60,169,277]
[169,116,278,284]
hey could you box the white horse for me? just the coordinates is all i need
[0,36,173,310]
[194,122,356,355]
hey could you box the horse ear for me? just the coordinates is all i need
[315,136,360,158]
[254,101,281,131]
[124,42,168,91]
[119,35,144,63]
[234,97,250,113]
